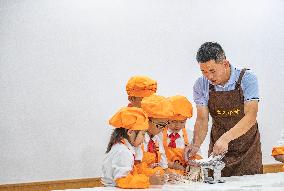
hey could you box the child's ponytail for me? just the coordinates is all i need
[106,128,129,153]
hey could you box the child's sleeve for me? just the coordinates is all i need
[112,151,133,180]
[186,128,194,145]
[157,136,168,169]
[134,145,143,161]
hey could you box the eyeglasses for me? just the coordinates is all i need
[169,120,186,124]
[149,119,169,130]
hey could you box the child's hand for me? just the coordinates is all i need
[172,162,185,171]
[149,174,165,185]
[184,144,200,161]
[149,163,160,168]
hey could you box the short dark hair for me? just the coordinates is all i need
[196,42,226,63]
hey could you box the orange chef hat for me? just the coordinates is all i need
[271,146,284,156]
[141,94,174,119]
[109,107,149,130]
[126,76,157,97]
[168,95,193,120]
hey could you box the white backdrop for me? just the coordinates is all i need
[0,0,284,184]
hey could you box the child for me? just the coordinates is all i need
[101,107,164,188]
[272,129,284,165]
[162,95,202,174]
[135,94,174,176]
[126,75,157,107]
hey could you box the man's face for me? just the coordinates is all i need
[199,59,230,85]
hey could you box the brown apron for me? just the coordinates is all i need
[208,68,262,177]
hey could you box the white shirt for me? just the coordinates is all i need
[158,128,202,156]
[160,128,194,149]
[193,66,259,106]
[135,133,168,169]
[101,139,135,187]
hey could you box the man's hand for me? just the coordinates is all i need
[212,136,229,156]
[184,144,200,162]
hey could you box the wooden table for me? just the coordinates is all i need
[53,172,284,191]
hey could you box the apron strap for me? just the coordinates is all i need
[235,68,248,89]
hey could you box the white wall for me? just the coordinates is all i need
[0,0,283,184]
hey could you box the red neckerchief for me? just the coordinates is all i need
[148,137,156,153]
[168,132,180,148]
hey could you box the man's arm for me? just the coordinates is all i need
[193,105,210,147]
[187,77,210,159]
[213,100,258,155]
[184,105,209,160]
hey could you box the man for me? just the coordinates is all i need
[185,42,262,176]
